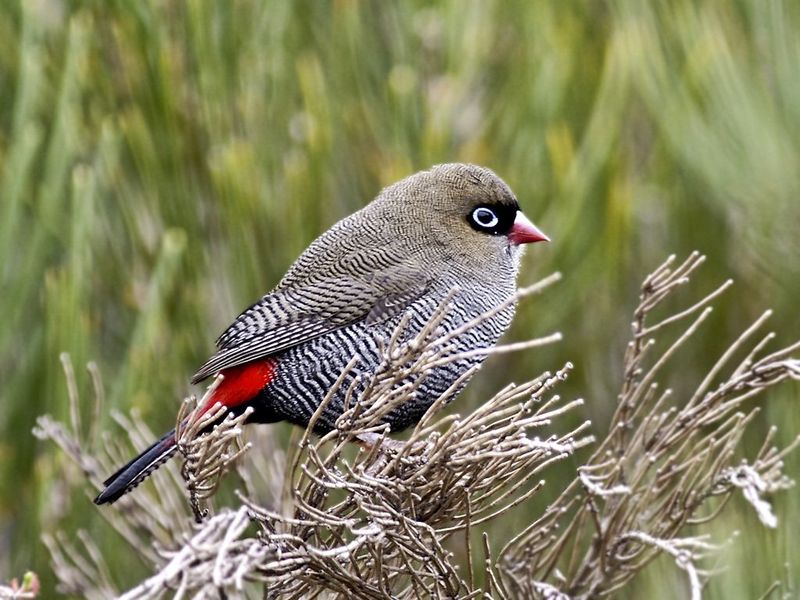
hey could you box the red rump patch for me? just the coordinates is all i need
[201,359,277,414]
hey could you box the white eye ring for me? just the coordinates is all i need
[472,207,499,229]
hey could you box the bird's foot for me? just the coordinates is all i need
[355,432,406,454]
[355,432,407,476]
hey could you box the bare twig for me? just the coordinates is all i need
[499,254,800,599]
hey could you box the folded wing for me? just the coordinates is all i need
[191,267,430,384]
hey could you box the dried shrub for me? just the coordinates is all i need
[498,253,800,599]
[34,255,799,599]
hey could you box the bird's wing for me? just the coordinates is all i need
[190,268,430,384]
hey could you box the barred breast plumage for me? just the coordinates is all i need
[263,285,516,433]
[95,163,549,504]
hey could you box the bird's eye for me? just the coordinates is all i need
[466,203,519,236]
[470,207,499,230]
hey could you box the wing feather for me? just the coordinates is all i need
[191,317,335,383]
[191,268,430,384]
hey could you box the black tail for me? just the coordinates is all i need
[94,428,178,505]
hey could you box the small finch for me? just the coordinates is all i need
[95,163,549,504]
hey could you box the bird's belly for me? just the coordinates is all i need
[258,295,515,434]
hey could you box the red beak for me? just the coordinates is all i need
[509,211,550,245]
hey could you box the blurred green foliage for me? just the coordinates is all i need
[0,0,798,596]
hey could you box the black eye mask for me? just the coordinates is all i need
[467,203,519,236]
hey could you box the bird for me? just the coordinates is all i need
[94,163,549,505]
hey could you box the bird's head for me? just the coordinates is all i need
[376,163,549,280]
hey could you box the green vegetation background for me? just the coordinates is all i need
[1,1,798,596]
